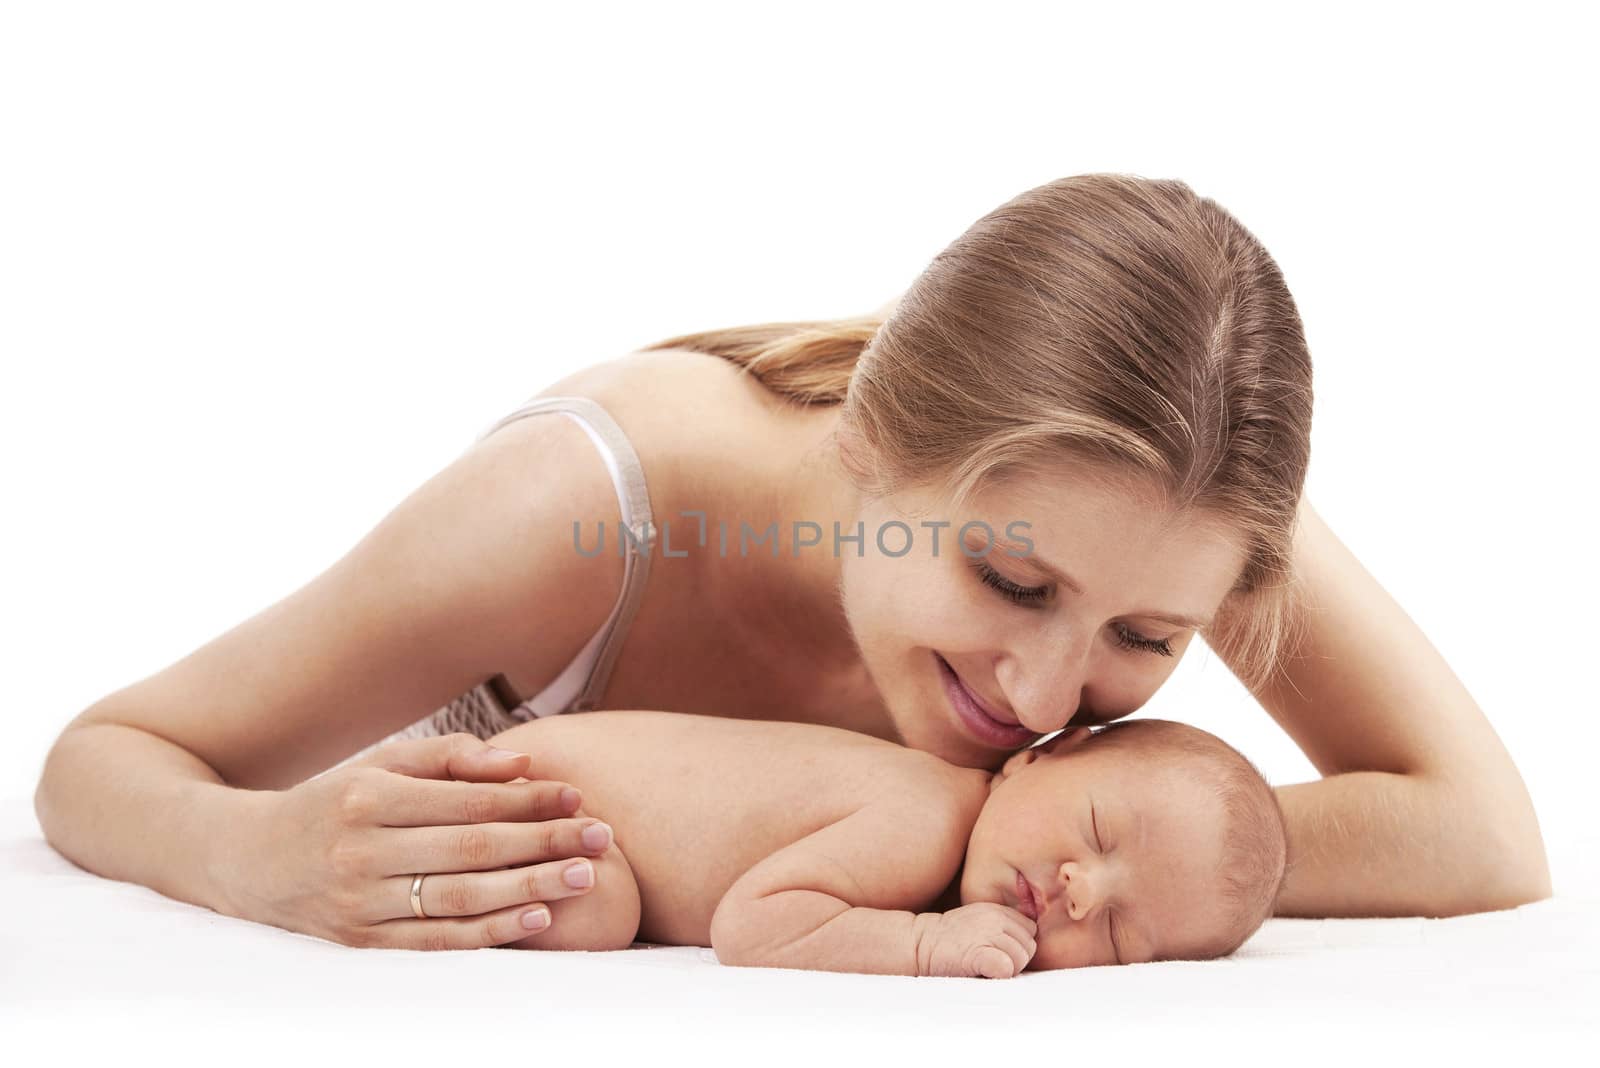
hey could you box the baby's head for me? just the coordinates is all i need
[959,718,1286,970]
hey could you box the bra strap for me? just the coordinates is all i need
[475,395,656,712]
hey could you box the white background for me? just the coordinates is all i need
[3,0,1594,938]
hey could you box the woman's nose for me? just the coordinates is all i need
[1005,647,1088,735]
[1011,683,1076,736]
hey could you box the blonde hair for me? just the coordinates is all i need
[639,172,1313,696]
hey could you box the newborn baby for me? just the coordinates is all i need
[482,711,1286,977]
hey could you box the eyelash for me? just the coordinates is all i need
[972,562,1176,657]
[973,560,1049,605]
[1093,806,1120,964]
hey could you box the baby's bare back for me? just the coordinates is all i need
[488,710,979,944]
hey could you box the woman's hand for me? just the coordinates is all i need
[220,732,615,949]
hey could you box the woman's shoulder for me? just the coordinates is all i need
[540,346,805,441]
[530,347,829,511]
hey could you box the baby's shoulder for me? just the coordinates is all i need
[865,747,990,831]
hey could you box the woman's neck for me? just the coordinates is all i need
[720,408,879,718]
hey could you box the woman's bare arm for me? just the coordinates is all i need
[33,411,627,932]
[1214,496,1552,918]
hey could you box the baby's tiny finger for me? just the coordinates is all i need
[994,930,1034,971]
[973,946,1017,979]
[999,933,1032,970]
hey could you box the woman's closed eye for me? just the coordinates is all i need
[973,560,1175,656]
[1114,624,1174,657]
[973,560,1049,606]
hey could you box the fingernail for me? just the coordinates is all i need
[581,822,612,851]
[489,747,523,759]
[520,907,550,930]
[563,860,594,889]
[559,787,581,811]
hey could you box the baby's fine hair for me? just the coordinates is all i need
[1080,718,1287,959]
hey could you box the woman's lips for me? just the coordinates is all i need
[1015,870,1042,922]
[954,666,1008,722]
[936,653,1035,749]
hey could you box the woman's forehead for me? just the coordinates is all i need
[976,465,1201,531]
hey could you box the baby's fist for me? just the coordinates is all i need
[918,902,1038,978]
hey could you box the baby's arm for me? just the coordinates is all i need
[709,783,1032,977]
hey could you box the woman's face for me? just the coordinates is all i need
[838,464,1247,770]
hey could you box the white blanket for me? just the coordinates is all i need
[2,796,1593,1061]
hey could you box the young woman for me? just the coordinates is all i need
[33,173,1551,951]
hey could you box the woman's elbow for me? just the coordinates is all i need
[1432,776,1555,912]
[1455,864,1552,915]
[1487,831,1554,909]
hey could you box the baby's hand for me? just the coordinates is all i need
[918,902,1037,978]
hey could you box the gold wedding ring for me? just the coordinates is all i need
[410,873,429,919]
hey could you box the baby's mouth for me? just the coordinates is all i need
[1015,870,1043,922]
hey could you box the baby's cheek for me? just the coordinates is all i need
[1027,931,1094,972]
[1026,936,1065,972]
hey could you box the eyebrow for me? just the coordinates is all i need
[992,537,1214,630]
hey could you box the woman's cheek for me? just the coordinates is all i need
[861,548,947,621]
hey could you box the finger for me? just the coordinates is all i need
[374,816,615,876]
[360,900,554,951]
[374,774,582,827]
[385,856,596,920]
[1005,910,1037,937]
[1004,937,1034,975]
[973,946,1017,979]
[998,921,1034,952]
[356,732,533,782]
[1006,929,1037,962]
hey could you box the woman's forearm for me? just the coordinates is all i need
[1273,771,1552,918]
[33,721,264,916]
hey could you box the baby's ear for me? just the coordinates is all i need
[995,746,1040,784]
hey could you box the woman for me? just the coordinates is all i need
[33,173,1551,951]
